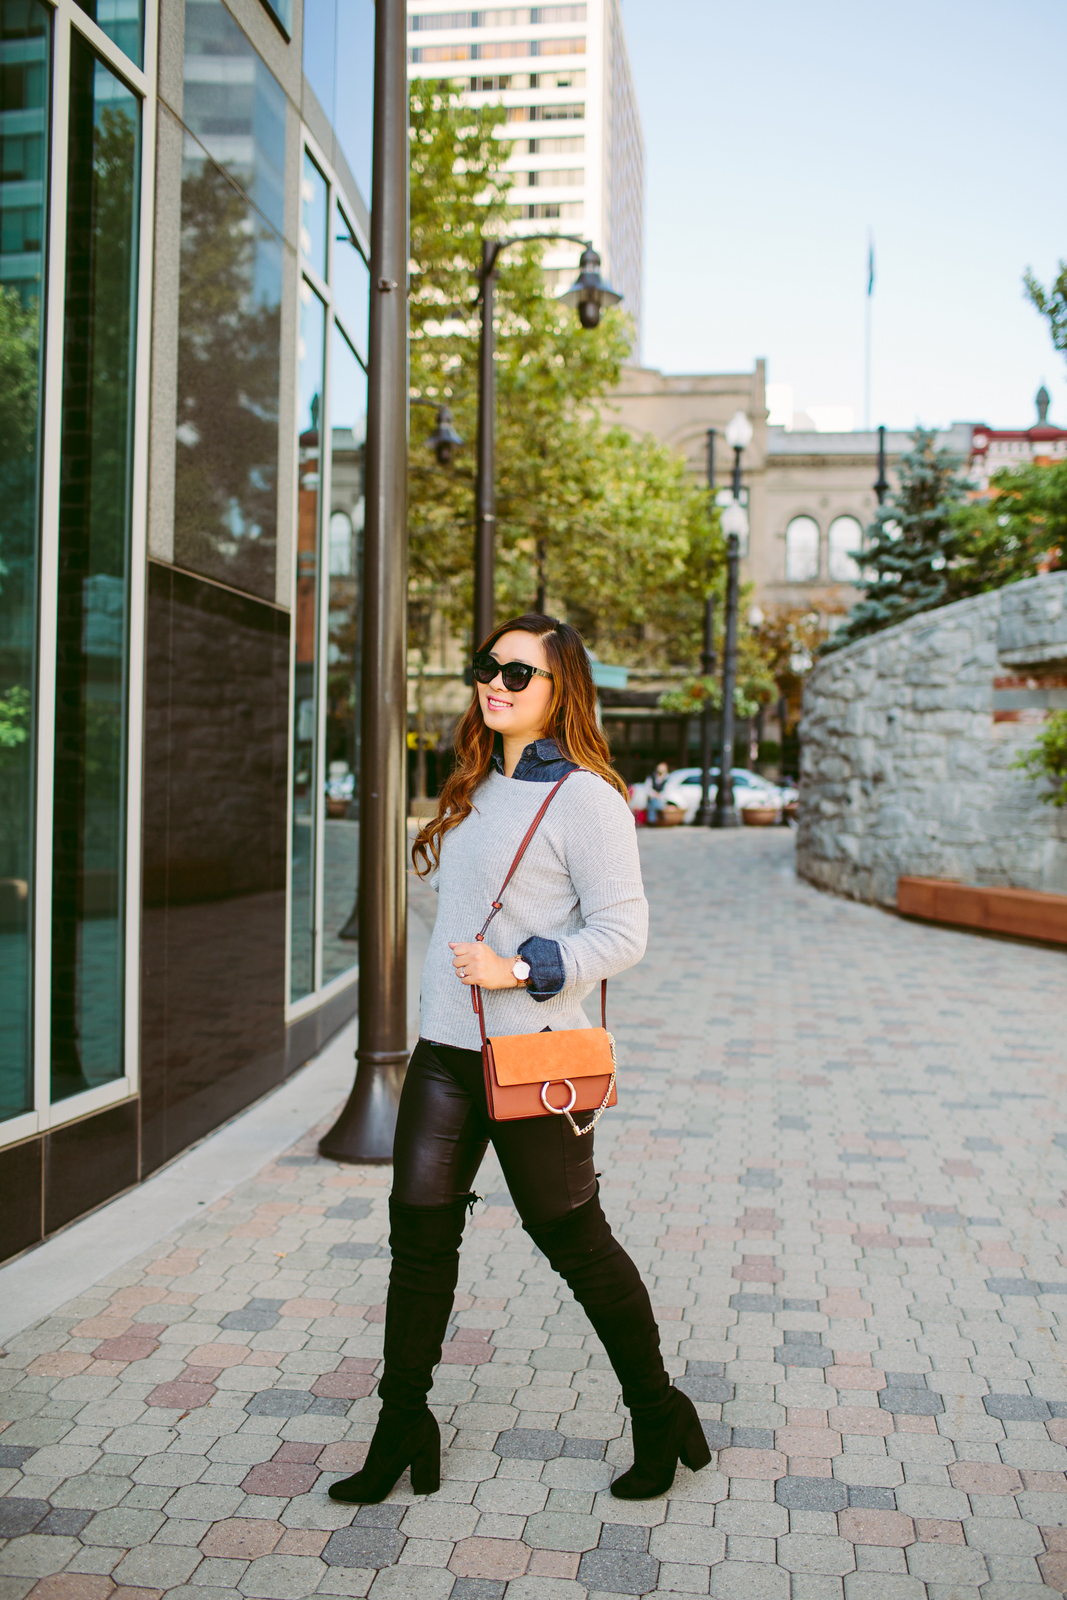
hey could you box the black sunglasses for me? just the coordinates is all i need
[472,652,553,693]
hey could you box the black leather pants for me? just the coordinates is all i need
[384,1038,668,1417]
[392,1037,598,1225]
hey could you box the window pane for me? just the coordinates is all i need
[302,0,336,126]
[52,40,139,1102]
[290,281,325,1002]
[303,0,372,203]
[258,0,290,39]
[182,0,287,234]
[173,136,283,601]
[828,515,862,582]
[334,200,368,361]
[333,0,373,201]
[321,327,364,986]
[785,515,820,582]
[301,149,327,279]
[0,0,49,1122]
[73,0,143,67]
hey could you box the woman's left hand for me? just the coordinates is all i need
[449,941,519,989]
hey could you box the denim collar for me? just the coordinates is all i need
[490,736,578,782]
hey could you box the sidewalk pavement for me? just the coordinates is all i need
[2,829,1067,1600]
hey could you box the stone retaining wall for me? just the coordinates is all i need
[797,572,1067,906]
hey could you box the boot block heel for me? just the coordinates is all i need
[327,1407,440,1504]
[409,1442,441,1495]
[678,1418,712,1472]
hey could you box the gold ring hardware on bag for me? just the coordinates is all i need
[540,1079,577,1115]
[472,772,621,1133]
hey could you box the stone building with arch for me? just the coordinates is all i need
[606,361,975,618]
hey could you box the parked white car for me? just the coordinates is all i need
[656,766,784,824]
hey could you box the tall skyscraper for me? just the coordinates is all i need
[408,1,645,350]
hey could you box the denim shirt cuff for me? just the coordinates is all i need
[518,935,565,1001]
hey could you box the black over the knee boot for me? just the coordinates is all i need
[526,1192,711,1499]
[328,1196,471,1504]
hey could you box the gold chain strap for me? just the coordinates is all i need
[562,1033,617,1137]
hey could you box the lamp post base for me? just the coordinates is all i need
[710,809,740,829]
[318,1050,409,1164]
[693,804,715,827]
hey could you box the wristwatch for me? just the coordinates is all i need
[511,957,531,986]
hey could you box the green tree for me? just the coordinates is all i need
[947,459,1066,595]
[1024,262,1067,364]
[1013,710,1067,808]
[829,428,971,649]
[407,82,722,664]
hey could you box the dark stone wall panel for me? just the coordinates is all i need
[0,1137,44,1264]
[142,561,290,1175]
[44,1100,139,1235]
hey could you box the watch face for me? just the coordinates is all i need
[513,959,531,980]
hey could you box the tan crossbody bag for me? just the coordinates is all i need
[470,772,618,1136]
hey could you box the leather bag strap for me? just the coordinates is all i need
[469,771,608,1043]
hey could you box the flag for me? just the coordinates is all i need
[867,235,875,297]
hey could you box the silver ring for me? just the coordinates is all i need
[541,1079,577,1115]
[460,968,466,979]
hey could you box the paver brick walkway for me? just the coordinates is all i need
[3,830,1067,1600]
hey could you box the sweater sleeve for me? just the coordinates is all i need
[547,776,648,990]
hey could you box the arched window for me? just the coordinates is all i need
[785,516,820,582]
[827,516,863,582]
[329,510,353,576]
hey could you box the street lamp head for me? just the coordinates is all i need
[720,497,748,541]
[426,404,464,466]
[724,410,753,452]
[558,245,623,331]
[716,499,751,556]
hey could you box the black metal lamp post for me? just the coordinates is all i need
[473,237,621,647]
[712,411,752,830]
[319,0,409,1165]
[712,522,743,828]
[873,423,888,505]
[695,428,718,827]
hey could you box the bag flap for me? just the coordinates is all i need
[487,1027,613,1087]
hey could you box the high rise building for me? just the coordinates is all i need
[408,0,645,349]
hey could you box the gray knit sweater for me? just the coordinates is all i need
[420,769,648,1051]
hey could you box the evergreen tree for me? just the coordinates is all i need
[829,427,970,649]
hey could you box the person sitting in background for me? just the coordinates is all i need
[646,762,670,825]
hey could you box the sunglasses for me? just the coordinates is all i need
[472,652,553,693]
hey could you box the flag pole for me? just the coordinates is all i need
[864,231,874,431]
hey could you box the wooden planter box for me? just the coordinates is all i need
[897,876,1067,947]
[656,806,686,826]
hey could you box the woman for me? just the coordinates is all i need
[328,614,711,1505]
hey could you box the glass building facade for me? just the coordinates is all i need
[0,0,373,1261]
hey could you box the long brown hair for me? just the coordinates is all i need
[412,612,627,876]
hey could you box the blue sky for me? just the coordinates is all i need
[621,0,1065,431]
